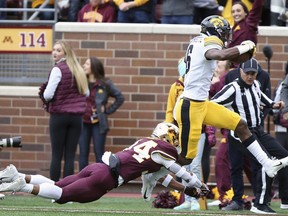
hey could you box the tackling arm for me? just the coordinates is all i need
[141,152,210,201]
[151,152,202,188]
[157,174,205,198]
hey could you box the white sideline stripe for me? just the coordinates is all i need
[0,207,254,215]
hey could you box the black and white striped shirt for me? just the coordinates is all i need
[211,79,274,128]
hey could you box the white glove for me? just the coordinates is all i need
[240,40,256,56]
[102,151,112,166]
[240,40,255,49]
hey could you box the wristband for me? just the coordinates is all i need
[187,174,203,188]
[162,174,173,187]
[175,167,186,178]
[236,44,250,55]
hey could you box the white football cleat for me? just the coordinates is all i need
[208,200,221,206]
[0,194,5,200]
[280,203,288,209]
[190,199,200,211]
[0,164,19,183]
[264,159,285,178]
[141,174,156,201]
[279,156,288,168]
[173,201,191,210]
[0,177,26,192]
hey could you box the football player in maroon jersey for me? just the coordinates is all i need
[0,122,208,204]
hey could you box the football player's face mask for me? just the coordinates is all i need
[166,128,179,147]
[152,122,179,147]
[166,128,181,154]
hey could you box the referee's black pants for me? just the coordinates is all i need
[228,126,288,206]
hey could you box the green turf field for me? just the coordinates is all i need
[0,194,287,216]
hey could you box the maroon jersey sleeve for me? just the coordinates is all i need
[116,138,178,184]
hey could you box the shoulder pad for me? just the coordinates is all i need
[204,36,224,47]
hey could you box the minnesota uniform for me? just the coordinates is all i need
[56,137,178,203]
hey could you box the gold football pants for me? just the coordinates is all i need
[174,98,241,159]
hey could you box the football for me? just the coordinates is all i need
[230,52,252,64]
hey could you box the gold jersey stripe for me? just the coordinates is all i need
[204,36,224,47]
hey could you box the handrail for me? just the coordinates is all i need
[0,20,56,24]
[0,0,57,25]
[0,8,55,12]
[28,0,51,21]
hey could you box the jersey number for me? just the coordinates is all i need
[130,140,157,163]
[185,44,193,74]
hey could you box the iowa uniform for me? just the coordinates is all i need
[173,15,288,181]
[174,33,240,160]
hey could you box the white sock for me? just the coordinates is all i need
[21,183,33,193]
[18,173,25,178]
[247,140,270,166]
[30,175,55,185]
[38,183,62,200]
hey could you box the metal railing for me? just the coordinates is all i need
[0,0,56,85]
[0,0,57,25]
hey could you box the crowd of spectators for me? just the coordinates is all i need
[1,0,287,26]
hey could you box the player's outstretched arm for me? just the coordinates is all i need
[158,174,209,198]
[205,40,256,62]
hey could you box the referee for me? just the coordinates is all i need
[211,58,288,214]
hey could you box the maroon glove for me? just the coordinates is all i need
[220,128,229,136]
[39,82,49,112]
[199,183,210,197]
[205,125,216,147]
[184,187,200,199]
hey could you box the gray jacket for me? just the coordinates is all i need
[194,0,218,9]
[161,0,194,16]
[280,75,288,113]
[95,79,124,134]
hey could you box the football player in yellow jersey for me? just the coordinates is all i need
[174,15,288,177]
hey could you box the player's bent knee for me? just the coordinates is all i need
[235,119,250,138]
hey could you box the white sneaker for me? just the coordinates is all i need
[279,156,288,167]
[0,194,5,200]
[264,159,285,178]
[0,164,19,183]
[281,203,288,209]
[173,201,191,210]
[0,177,26,192]
[190,199,200,211]
[250,204,276,214]
[141,174,156,201]
[208,200,221,206]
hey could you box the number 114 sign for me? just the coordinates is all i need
[0,26,53,53]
